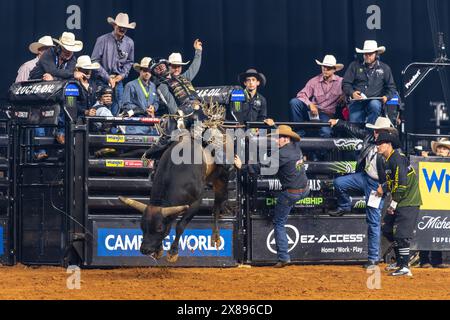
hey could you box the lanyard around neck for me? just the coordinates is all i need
[138,78,150,100]
[55,54,68,70]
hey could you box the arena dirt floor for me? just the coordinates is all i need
[0,264,449,300]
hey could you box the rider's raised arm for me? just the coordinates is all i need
[183,39,203,81]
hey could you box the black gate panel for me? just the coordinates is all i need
[250,215,368,264]
[19,184,66,265]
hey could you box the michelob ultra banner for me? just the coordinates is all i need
[418,161,450,211]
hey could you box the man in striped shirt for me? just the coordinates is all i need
[289,55,345,138]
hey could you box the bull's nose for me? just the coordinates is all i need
[140,247,152,255]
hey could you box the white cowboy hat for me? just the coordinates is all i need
[168,53,190,66]
[107,13,136,29]
[366,117,395,130]
[133,57,153,72]
[29,36,54,55]
[431,138,450,154]
[53,32,83,52]
[315,55,344,72]
[76,55,100,70]
[356,40,386,54]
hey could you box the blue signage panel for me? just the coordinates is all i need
[65,83,80,97]
[97,228,233,258]
[0,226,3,256]
[230,89,246,102]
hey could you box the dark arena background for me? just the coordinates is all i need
[0,0,449,301]
[0,0,450,132]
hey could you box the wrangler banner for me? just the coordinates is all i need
[410,156,450,251]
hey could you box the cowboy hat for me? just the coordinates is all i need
[269,125,301,142]
[356,40,386,54]
[315,55,344,72]
[53,32,83,52]
[366,117,395,130]
[29,36,54,55]
[168,53,190,66]
[431,138,450,154]
[76,55,100,70]
[238,69,267,87]
[107,13,136,29]
[375,131,400,146]
[133,57,153,72]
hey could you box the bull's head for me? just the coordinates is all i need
[119,197,189,257]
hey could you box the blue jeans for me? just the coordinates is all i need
[334,172,383,261]
[125,125,156,135]
[349,100,382,124]
[110,81,124,116]
[289,99,332,138]
[273,189,310,262]
[56,111,65,136]
[34,127,47,156]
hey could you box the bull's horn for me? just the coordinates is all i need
[119,197,148,214]
[160,205,190,217]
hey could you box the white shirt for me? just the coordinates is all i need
[15,57,39,83]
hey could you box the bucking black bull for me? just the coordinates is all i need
[119,105,234,263]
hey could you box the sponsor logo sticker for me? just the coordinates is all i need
[106,160,124,167]
[106,135,125,143]
[97,228,233,257]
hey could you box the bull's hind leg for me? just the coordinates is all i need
[166,200,201,263]
[211,168,230,248]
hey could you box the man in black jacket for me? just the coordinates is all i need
[342,41,397,125]
[29,32,85,145]
[328,117,398,269]
[234,122,310,268]
[230,69,267,124]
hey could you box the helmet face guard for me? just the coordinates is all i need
[150,58,171,80]
[95,86,114,100]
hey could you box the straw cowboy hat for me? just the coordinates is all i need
[366,117,395,130]
[133,57,153,72]
[53,32,83,52]
[432,138,450,154]
[107,13,136,29]
[238,69,267,87]
[356,40,386,54]
[76,55,100,70]
[168,53,190,66]
[269,125,301,142]
[315,55,344,72]
[29,36,54,55]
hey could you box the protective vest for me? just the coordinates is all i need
[166,76,200,106]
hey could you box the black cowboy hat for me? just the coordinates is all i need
[375,131,401,148]
[238,69,267,87]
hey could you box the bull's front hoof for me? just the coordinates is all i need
[211,233,221,248]
[154,248,164,260]
[166,253,179,263]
